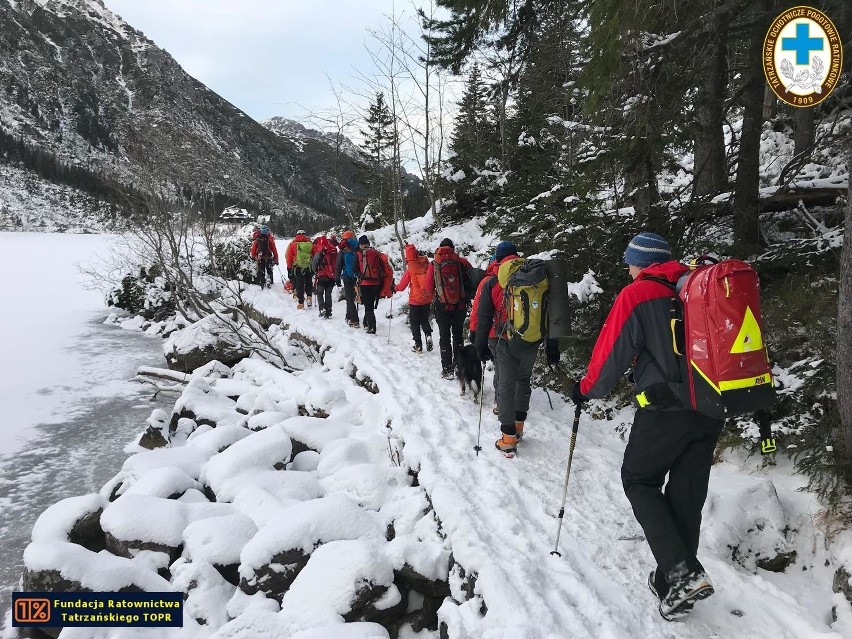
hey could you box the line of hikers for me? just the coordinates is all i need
[251,226,778,623]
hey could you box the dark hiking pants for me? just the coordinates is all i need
[495,336,539,434]
[434,306,466,371]
[293,267,313,304]
[343,277,358,323]
[408,304,432,347]
[256,258,274,287]
[360,285,380,331]
[621,409,724,581]
[489,337,498,404]
[316,278,334,316]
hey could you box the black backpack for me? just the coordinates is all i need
[256,234,273,259]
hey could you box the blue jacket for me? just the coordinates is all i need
[335,238,360,279]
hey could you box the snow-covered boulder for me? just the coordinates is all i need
[163,315,250,372]
[23,540,172,594]
[186,423,251,455]
[280,416,354,456]
[137,408,169,449]
[278,540,402,633]
[120,466,199,500]
[171,557,236,628]
[31,494,107,552]
[703,474,797,572]
[316,438,373,479]
[102,446,213,501]
[201,425,293,501]
[168,378,243,434]
[319,464,411,511]
[239,496,385,601]
[183,512,258,586]
[101,494,233,562]
[291,450,320,472]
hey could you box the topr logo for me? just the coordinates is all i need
[763,6,843,107]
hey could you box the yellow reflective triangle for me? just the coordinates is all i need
[730,306,763,353]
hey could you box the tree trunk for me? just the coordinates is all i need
[693,24,728,199]
[794,106,816,159]
[762,85,777,121]
[838,140,852,467]
[733,2,768,252]
[625,147,663,228]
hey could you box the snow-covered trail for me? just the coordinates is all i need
[251,286,843,639]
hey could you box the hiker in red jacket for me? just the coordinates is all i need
[286,230,314,309]
[249,225,279,289]
[356,235,382,334]
[424,239,473,379]
[311,233,339,319]
[572,232,721,621]
[396,244,434,353]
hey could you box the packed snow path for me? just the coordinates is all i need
[249,287,845,639]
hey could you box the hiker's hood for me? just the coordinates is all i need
[636,260,688,284]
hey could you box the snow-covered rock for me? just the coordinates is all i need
[163,315,250,372]
[30,494,107,552]
[280,416,354,456]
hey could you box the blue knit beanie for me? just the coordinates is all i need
[494,241,518,262]
[623,232,671,268]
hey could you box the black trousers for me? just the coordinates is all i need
[621,409,724,579]
[316,278,334,315]
[408,304,432,346]
[292,267,313,303]
[360,285,380,331]
[256,258,274,287]
[434,306,466,371]
[342,277,359,323]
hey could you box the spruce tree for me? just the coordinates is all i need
[450,63,495,171]
[360,92,396,225]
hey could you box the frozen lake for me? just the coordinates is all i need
[0,232,167,623]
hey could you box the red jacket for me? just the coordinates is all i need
[250,233,279,261]
[285,234,312,268]
[425,246,472,310]
[580,261,689,400]
[311,237,338,280]
[469,260,500,332]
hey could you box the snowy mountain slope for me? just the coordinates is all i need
[262,117,368,164]
[0,0,366,229]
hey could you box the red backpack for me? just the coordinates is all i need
[359,247,383,283]
[378,252,394,298]
[433,247,466,306]
[672,258,776,418]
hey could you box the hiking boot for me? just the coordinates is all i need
[515,421,525,442]
[412,344,423,354]
[297,303,304,310]
[495,433,517,457]
[658,562,714,621]
[307,298,313,308]
[366,327,377,334]
[648,570,668,601]
[425,335,433,351]
[441,368,454,380]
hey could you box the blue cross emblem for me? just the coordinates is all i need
[782,22,824,65]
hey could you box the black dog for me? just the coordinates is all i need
[456,344,482,400]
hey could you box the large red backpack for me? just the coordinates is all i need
[673,258,776,418]
[378,252,394,298]
[359,247,383,283]
[313,239,337,279]
[433,246,466,306]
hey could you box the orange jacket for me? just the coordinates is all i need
[396,244,433,305]
[285,234,312,268]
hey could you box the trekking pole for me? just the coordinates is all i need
[551,404,582,557]
[276,265,286,290]
[474,366,485,456]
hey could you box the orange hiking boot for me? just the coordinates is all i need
[515,421,525,442]
[495,433,517,457]
[297,303,305,310]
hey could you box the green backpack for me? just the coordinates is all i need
[497,258,549,342]
[295,241,313,269]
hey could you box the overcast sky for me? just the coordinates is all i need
[102,0,426,125]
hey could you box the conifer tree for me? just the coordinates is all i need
[360,91,396,224]
[449,63,495,171]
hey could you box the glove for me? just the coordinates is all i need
[570,381,588,406]
[477,344,492,363]
[336,279,342,288]
[469,330,476,344]
[287,268,293,279]
[545,338,560,366]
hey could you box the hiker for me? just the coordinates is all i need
[571,232,721,620]
[425,238,473,379]
[335,231,361,328]
[312,232,339,319]
[355,235,383,334]
[469,249,502,413]
[396,243,434,353]
[474,241,559,456]
[286,229,314,309]
[249,224,279,289]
